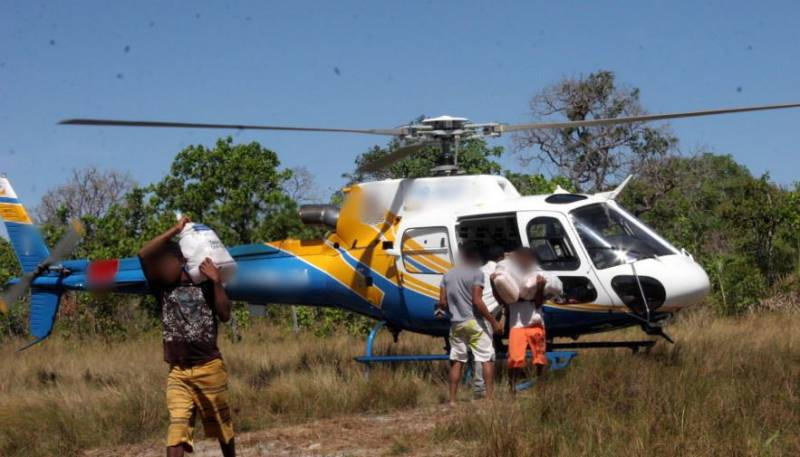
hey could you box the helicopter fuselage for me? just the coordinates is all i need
[21,174,710,340]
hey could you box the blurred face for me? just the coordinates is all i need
[155,252,185,285]
[514,249,536,270]
[458,250,481,266]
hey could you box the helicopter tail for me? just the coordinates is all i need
[0,177,63,343]
[0,177,50,273]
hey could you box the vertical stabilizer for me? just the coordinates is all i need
[0,177,50,272]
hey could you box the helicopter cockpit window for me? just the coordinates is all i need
[401,227,453,275]
[570,203,677,269]
[526,217,580,271]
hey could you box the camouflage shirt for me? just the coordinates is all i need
[159,284,221,366]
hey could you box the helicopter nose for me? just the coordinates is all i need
[662,255,711,309]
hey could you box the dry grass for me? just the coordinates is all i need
[0,310,798,456]
[437,310,800,457]
[0,324,444,456]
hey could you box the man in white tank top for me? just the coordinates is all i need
[472,245,505,398]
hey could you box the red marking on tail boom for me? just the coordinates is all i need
[87,259,120,285]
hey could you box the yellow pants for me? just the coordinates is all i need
[166,358,234,449]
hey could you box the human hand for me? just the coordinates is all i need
[536,274,547,291]
[199,257,221,283]
[174,215,191,232]
[492,320,503,335]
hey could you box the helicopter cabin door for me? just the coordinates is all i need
[515,211,615,312]
[398,226,454,319]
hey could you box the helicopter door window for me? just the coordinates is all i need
[401,227,453,275]
[526,217,580,271]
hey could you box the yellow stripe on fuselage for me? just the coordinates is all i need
[401,273,440,298]
[0,202,32,224]
[266,239,386,307]
[402,238,452,272]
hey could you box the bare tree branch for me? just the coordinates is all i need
[513,70,678,192]
[35,166,135,224]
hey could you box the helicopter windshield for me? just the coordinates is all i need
[570,203,678,269]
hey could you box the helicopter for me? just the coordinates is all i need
[2,102,800,352]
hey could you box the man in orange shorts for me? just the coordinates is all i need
[497,248,548,393]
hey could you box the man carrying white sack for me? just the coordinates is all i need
[492,247,562,392]
[139,216,236,457]
[472,245,505,398]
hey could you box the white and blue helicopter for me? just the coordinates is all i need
[2,102,798,362]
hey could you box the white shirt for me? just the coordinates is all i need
[509,300,544,328]
[480,261,500,314]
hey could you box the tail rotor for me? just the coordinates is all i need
[0,220,85,314]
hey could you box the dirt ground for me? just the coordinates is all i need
[83,405,465,457]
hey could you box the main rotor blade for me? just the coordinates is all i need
[501,102,800,132]
[356,141,433,174]
[45,220,85,266]
[60,118,405,136]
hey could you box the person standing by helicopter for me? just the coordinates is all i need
[492,247,549,393]
[472,245,506,398]
[437,243,503,404]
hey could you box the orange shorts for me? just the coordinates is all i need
[508,326,547,368]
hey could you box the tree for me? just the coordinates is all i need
[787,184,800,274]
[283,166,322,204]
[513,70,677,192]
[726,175,796,287]
[151,137,305,245]
[36,167,134,225]
[504,172,576,196]
[0,238,24,337]
[344,137,504,184]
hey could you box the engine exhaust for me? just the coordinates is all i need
[298,204,340,230]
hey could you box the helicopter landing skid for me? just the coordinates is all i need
[354,322,578,379]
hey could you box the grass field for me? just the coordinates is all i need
[0,309,798,456]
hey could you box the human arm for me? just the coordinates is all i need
[533,274,547,309]
[489,273,506,306]
[472,285,502,334]
[138,216,189,260]
[436,284,448,318]
[199,258,232,322]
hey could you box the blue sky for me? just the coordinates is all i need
[1,1,799,209]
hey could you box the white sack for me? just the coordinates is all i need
[493,259,522,303]
[493,271,520,304]
[519,271,564,301]
[178,222,237,284]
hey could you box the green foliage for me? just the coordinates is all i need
[0,238,20,286]
[345,137,503,183]
[0,238,26,337]
[504,172,576,196]
[293,306,373,337]
[151,137,305,245]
